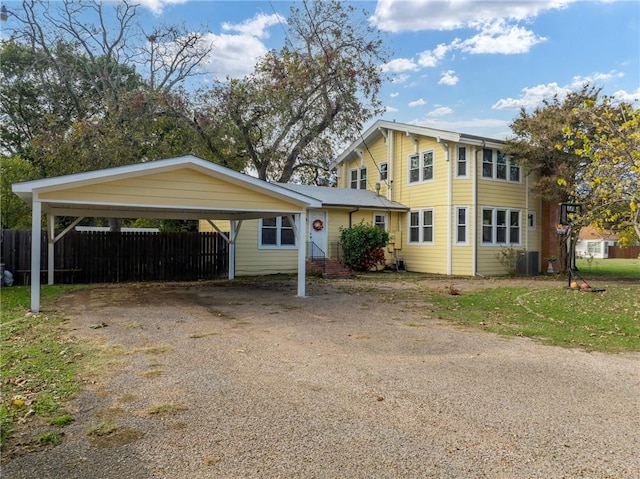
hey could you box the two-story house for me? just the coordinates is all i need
[202,120,542,276]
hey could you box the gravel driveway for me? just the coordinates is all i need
[3,277,639,478]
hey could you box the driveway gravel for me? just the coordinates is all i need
[2,277,639,478]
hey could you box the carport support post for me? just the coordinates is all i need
[30,200,42,313]
[297,210,307,297]
[229,220,236,280]
[47,214,55,285]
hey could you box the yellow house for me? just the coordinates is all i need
[331,120,542,276]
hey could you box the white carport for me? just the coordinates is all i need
[12,155,321,312]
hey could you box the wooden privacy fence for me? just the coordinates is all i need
[607,245,640,259]
[1,230,228,286]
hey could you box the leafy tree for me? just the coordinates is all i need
[562,98,640,244]
[340,221,389,271]
[194,0,389,181]
[504,84,601,270]
[0,156,38,229]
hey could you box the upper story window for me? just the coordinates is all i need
[456,147,467,177]
[350,167,367,189]
[482,208,520,245]
[409,150,434,184]
[379,162,388,182]
[482,149,520,183]
[409,208,434,244]
[259,216,296,249]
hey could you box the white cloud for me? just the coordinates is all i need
[492,71,636,110]
[611,87,640,103]
[390,74,410,84]
[137,0,188,15]
[427,106,453,117]
[390,92,399,98]
[439,70,459,86]
[455,21,546,55]
[201,32,270,80]
[408,98,427,108]
[382,58,419,73]
[418,44,450,67]
[371,0,573,33]
[222,13,285,39]
[492,82,570,110]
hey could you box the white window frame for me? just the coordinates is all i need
[481,207,521,246]
[373,212,387,231]
[379,162,388,182]
[587,241,602,255]
[408,150,434,184]
[349,167,367,189]
[408,208,434,244]
[456,146,468,178]
[455,207,469,245]
[481,149,521,183]
[259,216,297,249]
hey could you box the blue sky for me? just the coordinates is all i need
[6,0,639,140]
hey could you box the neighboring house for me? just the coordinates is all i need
[203,120,542,276]
[575,226,618,259]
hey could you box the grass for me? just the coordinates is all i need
[576,257,640,279]
[429,284,640,352]
[0,285,84,445]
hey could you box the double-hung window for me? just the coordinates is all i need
[496,152,508,180]
[482,149,493,178]
[373,213,387,231]
[409,150,434,184]
[379,162,388,182]
[455,207,469,244]
[482,208,520,245]
[456,147,467,177]
[409,209,434,244]
[259,216,296,248]
[350,167,367,189]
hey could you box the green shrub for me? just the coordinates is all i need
[340,221,389,271]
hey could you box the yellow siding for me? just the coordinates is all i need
[40,168,301,211]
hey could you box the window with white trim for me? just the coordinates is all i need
[482,208,520,245]
[349,167,367,189]
[528,211,536,230]
[373,213,387,231]
[379,162,388,182]
[587,241,601,255]
[455,207,468,244]
[456,147,467,177]
[409,150,434,184]
[409,209,434,243]
[482,148,493,178]
[259,216,296,248]
[482,149,520,182]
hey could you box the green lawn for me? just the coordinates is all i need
[429,284,640,352]
[576,257,640,279]
[0,285,84,445]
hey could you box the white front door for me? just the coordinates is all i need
[308,210,328,258]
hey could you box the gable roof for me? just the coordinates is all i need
[578,226,619,241]
[276,183,408,211]
[12,155,322,220]
[332,119,506,168]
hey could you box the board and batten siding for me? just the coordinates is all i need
[39,168,301,212]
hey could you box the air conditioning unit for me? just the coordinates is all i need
[517,251,539,276]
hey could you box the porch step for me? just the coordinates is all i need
[306,259,353,279]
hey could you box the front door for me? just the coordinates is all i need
[308,210,328,259]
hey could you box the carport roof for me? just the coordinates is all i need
[12,155,322,220]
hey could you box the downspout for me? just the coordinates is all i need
[388,129,394,202]
[348,208,360,227]
[438,138,452,275]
